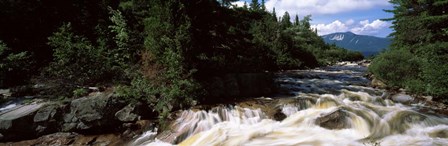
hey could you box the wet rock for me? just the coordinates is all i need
[2,132,125,146]
[429,129,448,138]
[121,120,154,139]
[62,92,126,133]
[422,96,433,102]
[115,103,141,122]
[10,85,35,97]
[0,103,46,141]
[273,108,286,121]
[33,104,62,136]
[0,102,60,141]
[315,109,350,130]
[0,89,11,97]
[62,123,77,132]
[36,132,78,145]
[392,94,414,104]
[115,102,155,123]
[33,104,59,123]
[371,78,386,88]
[156,130,177,144]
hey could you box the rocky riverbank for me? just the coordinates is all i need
[0,72,275,144]
[0,89,157,143]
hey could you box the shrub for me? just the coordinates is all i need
[369,48,422,88]
[46,23,110,86]
[73,88,89,98]
[0,41,33,87]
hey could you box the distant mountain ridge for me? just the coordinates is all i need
[321,32,391,56]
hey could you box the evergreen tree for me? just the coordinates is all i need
[220,0,238,7]
[280,12,292,28]
[261,0,266,10]
[370,0,448,99]
[250,0,260,10]
[294,14,300,26]
[272,8,278,22]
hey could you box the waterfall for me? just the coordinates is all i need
[131,61,448,146]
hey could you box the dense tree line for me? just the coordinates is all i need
[369,0,448,100]
[0,0,363,118]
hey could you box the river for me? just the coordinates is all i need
[132,62,448,146]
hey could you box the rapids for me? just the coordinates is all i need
[133,61,448,146]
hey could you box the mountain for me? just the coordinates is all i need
[321,32,391,57]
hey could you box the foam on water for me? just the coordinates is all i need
[133,61,448,146]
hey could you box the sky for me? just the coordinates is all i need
[233,0,394,38]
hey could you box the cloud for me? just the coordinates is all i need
[264,0,389,16]
[311,20,350,35]
[351,19,389,35]
[231,1,246,7]
[311,19,389,36]
[345,19,355,26]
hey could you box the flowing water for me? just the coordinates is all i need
[133,62,448,146]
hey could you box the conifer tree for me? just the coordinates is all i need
[250,0,260,10]
[280,12,292,28]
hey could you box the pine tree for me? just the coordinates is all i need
[250,0,260,10]
[280,12,292,28]
[371,0,448,98]
[261,0,266,10]
[294,14,300,26]
[272,8,278,22]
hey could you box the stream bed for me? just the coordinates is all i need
[133,62,448,146]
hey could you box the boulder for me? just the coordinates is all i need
[315,109,350,130]
[2,132,125,146]
[33,104,62,135]
[273,108,287,121]
[62,92,126,133]
[0,91,155,142]
[0,103,46,141]
[115,103,145,122]
[392,94,414,104]
[33,132,79,145]
[0,89,11,97]
[371,78,386,88]
[34,104,59,123]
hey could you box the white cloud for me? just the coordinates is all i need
[351,19,389,35]
[345,19,355,26]
[311,20,349,35]
[231,1,246,7]
[311,19,389,36]
[265,0,389,17]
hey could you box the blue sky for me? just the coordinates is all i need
[233,0,394,37]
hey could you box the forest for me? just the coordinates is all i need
[369,0,448,101]
[0,0,365,118]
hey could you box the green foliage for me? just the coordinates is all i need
[250,0,260,10]
[47,23,110,86]
[46,7,134,87]
[0,41,33,87]
[369,48,421,88]
[108,7,131,68]
[73,88,89,98]
[370,0,448,99]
